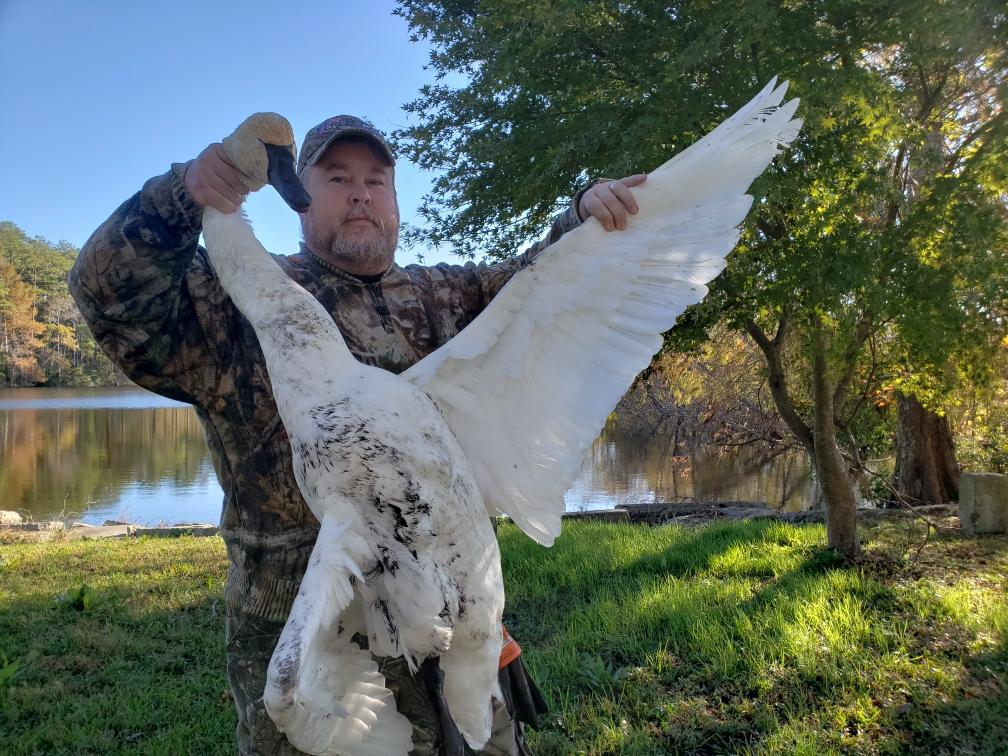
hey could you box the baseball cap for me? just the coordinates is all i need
[297,115,396,174]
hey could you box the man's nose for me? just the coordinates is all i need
[349,180,371,205]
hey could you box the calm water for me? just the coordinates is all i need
[0,386,814,525]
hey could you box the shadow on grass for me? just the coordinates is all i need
[500,519,786,640]
[503,519,1008,755]
[887,613,1008,754]
[5,524,1005,755]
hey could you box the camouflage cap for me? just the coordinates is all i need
[297,115,395,174]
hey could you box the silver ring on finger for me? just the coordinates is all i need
[609,182,617,192]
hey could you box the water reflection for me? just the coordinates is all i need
[564,433,813,512]
[1,387,813,525]
[0,387,222,525]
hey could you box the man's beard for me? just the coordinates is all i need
[303,207,398,271]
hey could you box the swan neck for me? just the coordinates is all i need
[201,207,357,383]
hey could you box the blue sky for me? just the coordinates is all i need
[0,0,461,265]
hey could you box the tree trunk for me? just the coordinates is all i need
[743,316,859,555]
[888,393,960,506]
[811,330,860,556]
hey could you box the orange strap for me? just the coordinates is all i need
[498,625,522,669]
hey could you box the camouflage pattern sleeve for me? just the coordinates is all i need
[409,186,593,324]
[67,163,235,406]
[474,197,586,303]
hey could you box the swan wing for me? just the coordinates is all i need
[264,514,413,755]
[403,79,802,546]
[270,635,413,756]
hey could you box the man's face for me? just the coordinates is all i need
[299,140,399,277]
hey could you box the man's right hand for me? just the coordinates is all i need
[577,174,647,231]
[183,143,247,214]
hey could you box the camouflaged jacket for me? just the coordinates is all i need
[68,163,584,622]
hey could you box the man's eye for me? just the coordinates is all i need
[330,176,347,183]
[368,179,385,186]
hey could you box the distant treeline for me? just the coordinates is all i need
[0,221,124,387]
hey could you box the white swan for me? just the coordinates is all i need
[202,114,502,756]
[200,79,802,756]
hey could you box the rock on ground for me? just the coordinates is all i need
[0,520,219,542]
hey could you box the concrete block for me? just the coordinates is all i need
[67,524,130,540]
[959,473,1008,535]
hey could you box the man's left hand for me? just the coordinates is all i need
[577,174,647,231]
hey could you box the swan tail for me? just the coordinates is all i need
[270,636,413,756]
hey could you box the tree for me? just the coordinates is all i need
[880,14,1008,505]
[0,254,43,384]
[394,0,1008,556]
[949,338,1008,473]
[889,393,960,505]
[0,222,124,387]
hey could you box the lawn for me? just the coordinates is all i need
[1,518,1005,755]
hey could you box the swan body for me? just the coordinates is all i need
[202,191,503,754]
[200,80,802,755]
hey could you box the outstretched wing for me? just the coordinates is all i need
[403,79,802,546]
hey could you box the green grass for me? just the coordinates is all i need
[1,520,1006,755]
[502,520,1008,755]
[0,536,233,754]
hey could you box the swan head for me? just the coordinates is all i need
[221,113,312,213]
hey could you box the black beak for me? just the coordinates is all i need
[264,143,312,213]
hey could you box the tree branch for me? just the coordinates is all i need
[755,214,784,240]
[943,115,1003,173]
[743,314,815,453]
[841,331,882,428]
[833,307,874,413]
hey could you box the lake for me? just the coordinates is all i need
[0,386,814,525]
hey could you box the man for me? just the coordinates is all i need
[69,115,643,755]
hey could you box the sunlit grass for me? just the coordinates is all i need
[500,520,1008,755]
[1,520,1005,754]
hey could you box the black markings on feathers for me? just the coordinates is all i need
[376,544,400,577]
[293,403,463,637]
[382,500,413,547]
[403,481,432,516]
[374,598,399,649]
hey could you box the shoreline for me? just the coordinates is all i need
[0,514,219,542]
[1,502,961,543]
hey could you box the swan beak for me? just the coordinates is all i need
[265,143,312,212]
